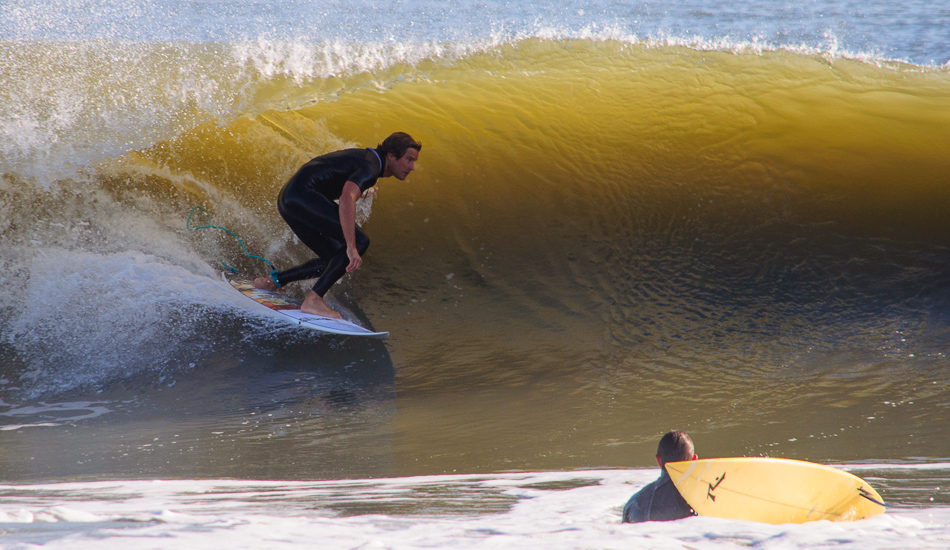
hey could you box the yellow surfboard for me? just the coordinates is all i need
[665,457,885,524]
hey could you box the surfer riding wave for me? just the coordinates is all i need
[254,132,422,319]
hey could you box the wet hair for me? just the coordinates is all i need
[377,132,422,159]
[656,431,695,465]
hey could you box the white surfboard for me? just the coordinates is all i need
[225,276,389,339]
[665,457,885,524]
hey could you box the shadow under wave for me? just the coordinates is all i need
[0,300,397,481]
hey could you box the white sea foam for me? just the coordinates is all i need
[0,245,274,396]
[0,399,114,430]
[0,470,946,550]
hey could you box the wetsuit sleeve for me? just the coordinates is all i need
[347,150,382,193]
[622,485,653,523]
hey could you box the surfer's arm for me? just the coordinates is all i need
[340,180,362,273]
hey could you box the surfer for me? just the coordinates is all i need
[622,430,698,523]
[254,132,422,319]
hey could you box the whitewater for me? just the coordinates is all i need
[1,469,949,550]
[2,1,950,548]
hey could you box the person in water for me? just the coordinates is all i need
[254,132,422,319]
[622,430,698,523]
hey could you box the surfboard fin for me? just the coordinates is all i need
[857,487,886,507]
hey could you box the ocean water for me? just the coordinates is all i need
[2,0,950,548]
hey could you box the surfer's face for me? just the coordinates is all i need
[389,148,419,180]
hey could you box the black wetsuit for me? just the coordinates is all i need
[622,470,695,523]
[273,147,385,297]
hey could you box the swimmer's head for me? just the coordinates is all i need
[656,430,696,466]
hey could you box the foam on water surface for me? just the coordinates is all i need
[0,469,948,549]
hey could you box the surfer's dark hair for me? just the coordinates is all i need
[656,430,694,465]
[378,132,422,159]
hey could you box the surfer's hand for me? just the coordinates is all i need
[346,246,362,272]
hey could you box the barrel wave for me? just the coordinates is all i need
[2,37,949,474]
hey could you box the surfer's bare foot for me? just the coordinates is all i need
[253,277,278,291]
[301,291,342,319]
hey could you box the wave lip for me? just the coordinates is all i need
[2,0,947,64]
[3,32,945,188]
